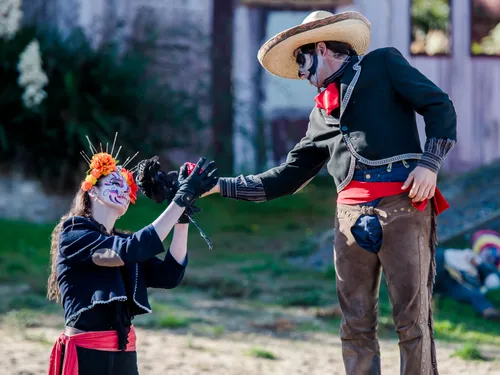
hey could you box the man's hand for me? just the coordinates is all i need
[401,166,437,202]
[201,181,220,198]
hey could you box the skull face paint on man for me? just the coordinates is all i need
[294,42,351,90]
[93,170,131,215]
[295,46,322,87]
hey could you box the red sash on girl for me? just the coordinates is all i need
[47,325,137,375]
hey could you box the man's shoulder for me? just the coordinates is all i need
[363,47,405,61]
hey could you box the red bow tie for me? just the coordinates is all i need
[314,83,340,115]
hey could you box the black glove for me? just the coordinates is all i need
[173,157,218,208]
[135,156,179,204]
[174,160,202,223]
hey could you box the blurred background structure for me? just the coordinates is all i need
[1,0,499,223]
[1,1,500,374]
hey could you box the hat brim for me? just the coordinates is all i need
[258,12,371,80]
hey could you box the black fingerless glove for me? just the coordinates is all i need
[173,157,219,208]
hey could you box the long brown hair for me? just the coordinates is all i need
[47,188,92,302]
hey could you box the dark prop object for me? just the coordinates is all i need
[135,156,213,249]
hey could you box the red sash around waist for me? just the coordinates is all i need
[337,181,450,215]
[47,325,137,375]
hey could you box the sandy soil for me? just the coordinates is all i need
[1,323,499,375]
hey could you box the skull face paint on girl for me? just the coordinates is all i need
[97,171,131,213]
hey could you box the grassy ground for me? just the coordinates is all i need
[1,175,500,350]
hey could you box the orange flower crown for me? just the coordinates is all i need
[80,134,139,204]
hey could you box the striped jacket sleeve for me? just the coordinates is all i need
[418,137,456,173]
[219,175,267,202]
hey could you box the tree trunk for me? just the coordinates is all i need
[211,0,236,174]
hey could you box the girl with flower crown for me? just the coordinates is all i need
[46,142,218,375]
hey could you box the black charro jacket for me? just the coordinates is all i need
[257,47,457,197]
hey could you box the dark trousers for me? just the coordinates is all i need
[437,274,494,314]
[59,345,139,375]
[335,193,438,375]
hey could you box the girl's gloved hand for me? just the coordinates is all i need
[173,157,218,208]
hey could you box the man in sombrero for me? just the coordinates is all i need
[205,10,456,375]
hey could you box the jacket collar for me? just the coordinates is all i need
[339,55,364,119]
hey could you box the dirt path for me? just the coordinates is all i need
[1,323,499,375]
[1,287,499,375]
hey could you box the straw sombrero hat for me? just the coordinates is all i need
[258,11,371,79]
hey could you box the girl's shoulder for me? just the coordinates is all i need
[61,216,98,232]
[58,216,102,252]
[61,216,133,238]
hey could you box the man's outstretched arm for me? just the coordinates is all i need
[206,127,330,202]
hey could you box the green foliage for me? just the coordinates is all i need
[323,265,336,280]
[432,300,500,346]
[7,293,48,311]
[278,289,324,307]
[23,332,53,346]
[183,274,260,299]
[451,343,486,361]
[246,347,277,360]
[134,299,194,329]
[2,308,42,329]
[239,262,272,274]
[487,289,500,306]
[0,24,207,191]
[411,0,450,33]
[0,220,54,288]
[239,260,293,278]
[472,23,500,56]
[194,324,225,338]
[212,325,225,337]
[158,313,191,329]
[284,237,318,258]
